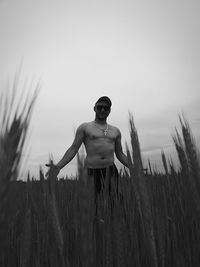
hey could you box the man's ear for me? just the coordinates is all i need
[93,105,96,111]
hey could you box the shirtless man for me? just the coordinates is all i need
[46,96,129,196]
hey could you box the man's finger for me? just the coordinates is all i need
[45,164,51,167]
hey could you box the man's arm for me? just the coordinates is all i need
[115,129,129,168]
[55,123,86,170]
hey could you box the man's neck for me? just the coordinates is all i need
[94,118,107,125]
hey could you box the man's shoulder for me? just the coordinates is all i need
[77,122,91,131]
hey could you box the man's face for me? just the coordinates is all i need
[94,101,111,120]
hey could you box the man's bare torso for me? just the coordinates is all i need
[82,121,119,168]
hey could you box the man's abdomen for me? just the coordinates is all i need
[84,155,114,168]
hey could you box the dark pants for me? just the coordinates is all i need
[87,164,119,206]
[87,165,120,264]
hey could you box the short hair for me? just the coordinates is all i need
[95,96,112,107]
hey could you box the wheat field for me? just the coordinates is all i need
[0,81,200,267]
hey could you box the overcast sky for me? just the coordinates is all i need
[0,0,200,178]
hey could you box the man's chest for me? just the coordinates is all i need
[85,127,117,141]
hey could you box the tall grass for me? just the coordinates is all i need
[0,71,38,266]
[0,79,200,266]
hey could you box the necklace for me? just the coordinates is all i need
[94,121,109,136]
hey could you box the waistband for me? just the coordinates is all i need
[87,164,116,171]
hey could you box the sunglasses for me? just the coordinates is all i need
[96,105,110,111]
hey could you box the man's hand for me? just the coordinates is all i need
[45,163,60,178]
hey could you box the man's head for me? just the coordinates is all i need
[94,96,112,120]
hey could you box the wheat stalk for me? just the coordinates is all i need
[173,122,200,214]
[128,112,158,267]
[180,116,200,188]
[0,71,38,258]
[19,208,32,267]
[161,150,169,176]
